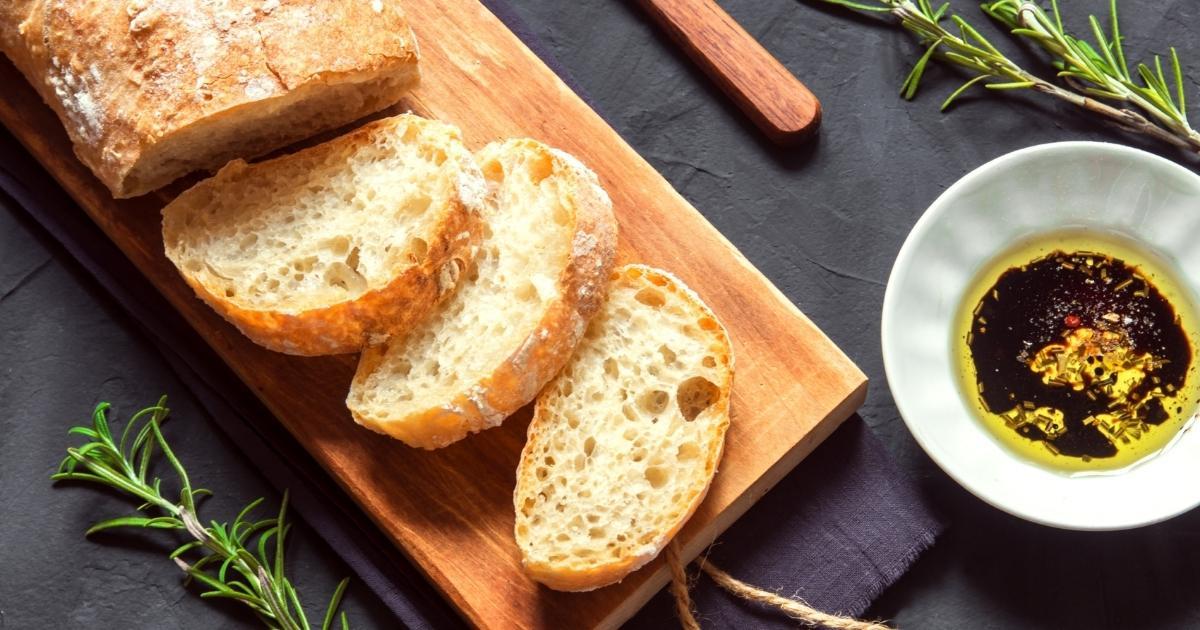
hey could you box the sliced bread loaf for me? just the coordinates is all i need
[162,114,484,356]
[513,264,734,591]
[346,139,618,448]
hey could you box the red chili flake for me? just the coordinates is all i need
[1064,314,1082,328]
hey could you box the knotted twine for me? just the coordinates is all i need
[664,541,893,630]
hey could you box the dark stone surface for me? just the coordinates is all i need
[5,0,1200,628]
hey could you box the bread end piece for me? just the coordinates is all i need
[514,264,734,591]
[162,114,484,356]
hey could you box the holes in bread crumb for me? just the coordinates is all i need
[566,412,580,429]
[603,358,619,379]
[703,356,717,368]
[647,273,668,287]
[638,390,670,415]
[527,152,555,184]
[224,287,236,298]
[561,381,574,397]
[588,527,606,539]
[324,261,366,294]
[515,281,537,302]
[678,376,720,421]
[325,236,350,257]
[482,159,504,182]
[407,237,428,263]
[238,233,258,251]
[535,467,548,481]
[403,193,432,216]
[634,288,666,308]
[698,317,720,332]
[621,404,636,422]
[658,345,677,364]
[583,437,596,457]
[677,442,701,460]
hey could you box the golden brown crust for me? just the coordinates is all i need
[179,200,478,356]
[2,0,419,198]
[163,114,483,356]
[514,265,735,592]
[349,140,619,447]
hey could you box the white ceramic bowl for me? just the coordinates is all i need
[882,141,1200,530]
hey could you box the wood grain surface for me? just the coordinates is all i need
[637,0,822,145]
[0,2,864,628]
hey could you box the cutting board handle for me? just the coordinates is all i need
[638,0,821,145]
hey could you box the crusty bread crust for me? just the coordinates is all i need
[349,140,618,447]
[514,265,734,592]
[2,0,419,198]
[163,115,484,356]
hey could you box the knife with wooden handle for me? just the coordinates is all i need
[636,0,821,145]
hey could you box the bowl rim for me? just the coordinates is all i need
[880,140,1200,530]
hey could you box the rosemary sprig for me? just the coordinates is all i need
[52,397,350,630]
[817,0,1200,153]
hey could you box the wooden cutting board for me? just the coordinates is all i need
[0,2,866,628]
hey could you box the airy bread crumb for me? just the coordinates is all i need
[514,264,734,591]
[162,114,483,356]
[347,139,617,448]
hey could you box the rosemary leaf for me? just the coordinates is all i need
[815,0,1200,152]
[53,399,352,630]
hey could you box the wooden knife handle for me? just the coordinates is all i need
[637,0,821,145]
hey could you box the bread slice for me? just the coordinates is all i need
[513,264,734,591]
[346,139,618,448]
[162,114,484,356]
[2,0,420,198]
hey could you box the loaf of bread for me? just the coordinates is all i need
[513,265,734,591]
[347,138,617,448]
[0,0,420,198]
[162,114,484,356]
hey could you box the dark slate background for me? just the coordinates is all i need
[5,0,1200,627]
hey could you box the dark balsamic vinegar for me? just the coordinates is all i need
[956,232,1200,472]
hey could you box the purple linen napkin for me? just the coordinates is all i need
[0,2,943,627]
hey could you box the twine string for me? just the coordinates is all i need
[665,541,894,630]
[664,541,701,630]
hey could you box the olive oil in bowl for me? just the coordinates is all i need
[955,230,1200,472]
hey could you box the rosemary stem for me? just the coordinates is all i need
[824,0,1200,154]
[55,400,350,630]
